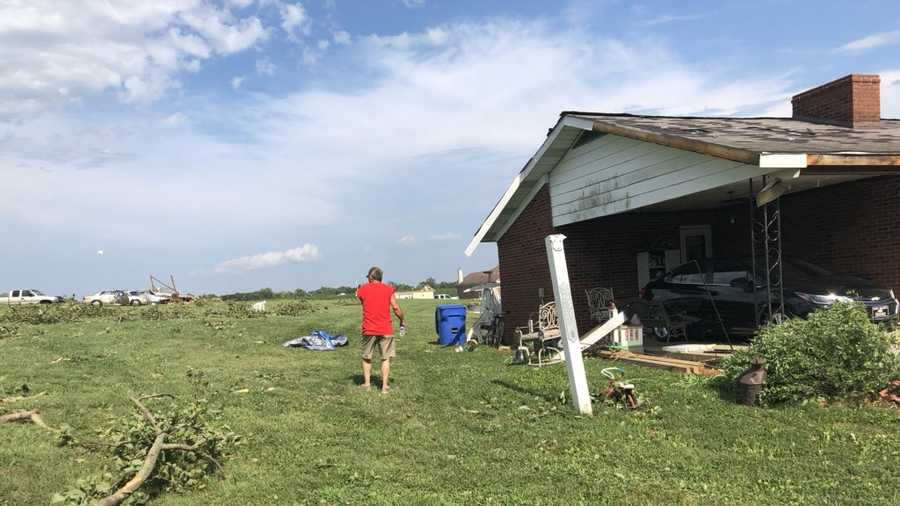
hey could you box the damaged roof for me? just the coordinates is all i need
[465,112,900,256]
[568,113,900,163]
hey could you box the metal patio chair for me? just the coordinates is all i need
[514,301,563,367]
[636,300,697,342]
[586,287,616,324]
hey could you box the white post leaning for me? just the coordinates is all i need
[545,234,593,415]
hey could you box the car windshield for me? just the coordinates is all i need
[30,290,44,295]
[785,258,834,277]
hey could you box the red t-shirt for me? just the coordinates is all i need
[356,281,395,336]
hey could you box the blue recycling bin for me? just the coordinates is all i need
[435,304,467,346]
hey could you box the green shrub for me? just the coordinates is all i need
[722,302,900,404]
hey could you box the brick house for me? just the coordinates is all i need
[465,74,900,344]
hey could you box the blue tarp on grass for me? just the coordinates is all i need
[282,330,348,351]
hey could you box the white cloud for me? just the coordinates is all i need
[256,58,277,76]
[881,70,900,118]
[398,235,417,246]
[638,14,705,26]
[215,244,321,272]
[280,2,309,39]
[163,112,189,126]
[231,76,245,90]
[318,39,331,50]
[229,0,255,8]
[838,30,900,52]
[333,30,352,45]
[302,47,320,65]
[0,0,271,116]
[0,18,805,291]
[402,0,426,7]
[431,232,461,241]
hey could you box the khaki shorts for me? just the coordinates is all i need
[361,335,396,360]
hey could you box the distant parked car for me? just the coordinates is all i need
[434,293,452,300]
[83,290,129,306]
[0,289,62,305]
[125,290,169,305]
[641,257,899,335]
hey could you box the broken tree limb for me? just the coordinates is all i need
[97,433,168,506]
[0,409,37,423]
[130,396,162,434]
[161,443,222,470]
[0,409,58,431]
[137,393,175,402]
[0,390,47,404]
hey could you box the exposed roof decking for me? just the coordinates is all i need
[569,113,900,158]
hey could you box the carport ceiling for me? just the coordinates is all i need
[641,174,872,213]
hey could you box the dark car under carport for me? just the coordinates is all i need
[641,257,899,336]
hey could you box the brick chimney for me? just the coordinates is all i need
[791,74,880,127]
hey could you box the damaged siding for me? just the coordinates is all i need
[549,134,771,226]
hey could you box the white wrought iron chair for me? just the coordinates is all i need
[514,301,563,367]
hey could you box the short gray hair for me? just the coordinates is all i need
[367,266,383,281]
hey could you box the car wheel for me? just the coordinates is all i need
[91,300,102,306]
[130,300,141,306]
[39,300,52,305]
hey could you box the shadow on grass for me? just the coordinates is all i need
[706,375,743,403]
[492,379,557,403]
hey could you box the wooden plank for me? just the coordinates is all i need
[579,311,627,350]
[591,119,760,165]
[807,154,900,166]
[594,350,724,376]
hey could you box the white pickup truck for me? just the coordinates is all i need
[0,289,62,305]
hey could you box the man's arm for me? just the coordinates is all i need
[390,294,407,327]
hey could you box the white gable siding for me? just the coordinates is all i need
[549,133,775,226]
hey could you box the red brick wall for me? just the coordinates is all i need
[781,176,900,291]
[791,74,880,127]
[497,184,556,344]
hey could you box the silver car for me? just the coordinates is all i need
[83,290,129,306]
[126,290,170,305]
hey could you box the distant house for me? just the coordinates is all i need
[396,285,435,300]
[457,266,500,299]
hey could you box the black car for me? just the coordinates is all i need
[641,257,899,335]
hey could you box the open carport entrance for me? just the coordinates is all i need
[614,169,900,339]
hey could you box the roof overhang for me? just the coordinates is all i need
[463,115,594,256]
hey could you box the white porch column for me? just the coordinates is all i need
[545,234,592,415]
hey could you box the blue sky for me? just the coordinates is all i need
[2,0,900,296]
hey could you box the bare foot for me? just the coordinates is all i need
[380,386,391,394]
[360,383,372,391]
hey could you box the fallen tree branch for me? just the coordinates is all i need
[0,409,58,432]
[97,433,167,506]
[161,443,222,470]
[129,396,162,434]
[0,409,37,423]
[0,390,47,404]
[137,393,175,402]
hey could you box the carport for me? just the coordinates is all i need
[465,74,900,343]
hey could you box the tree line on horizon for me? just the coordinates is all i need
[216,278,458,301]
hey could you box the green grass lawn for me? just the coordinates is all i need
[1,299,898,505]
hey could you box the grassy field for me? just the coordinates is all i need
[1,299,898,505]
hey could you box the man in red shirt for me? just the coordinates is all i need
[356,266,407,393]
